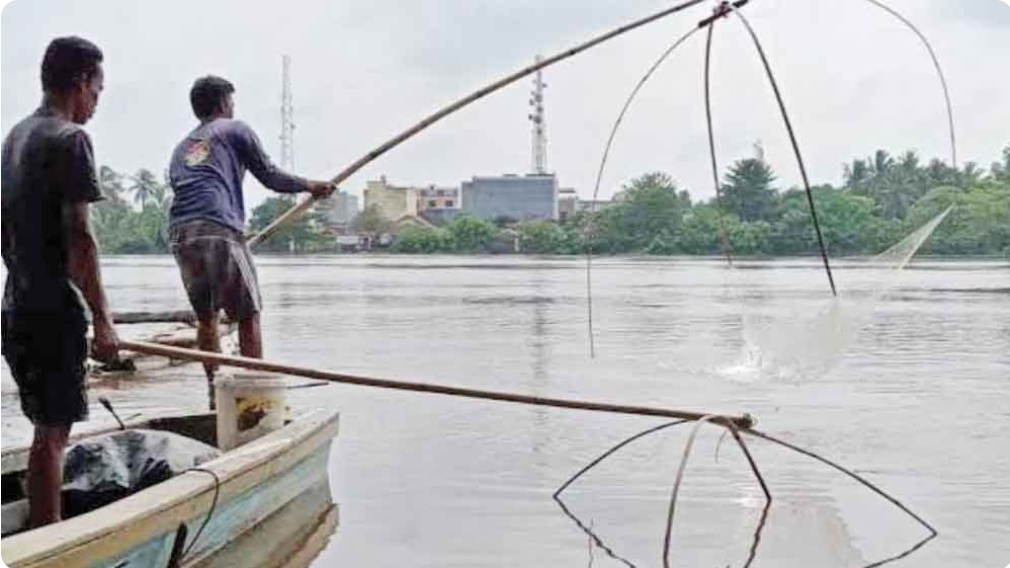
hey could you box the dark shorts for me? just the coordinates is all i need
[170,220,262,321]
[2,312,90,425]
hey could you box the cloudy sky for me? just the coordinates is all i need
[2,0,1009,216]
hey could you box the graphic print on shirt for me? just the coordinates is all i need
[184,140,211,167]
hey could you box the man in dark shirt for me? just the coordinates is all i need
[1,36,120,527]
[168,76,333,402]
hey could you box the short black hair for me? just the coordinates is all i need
[190,75,235,119]
[41,36,103,94]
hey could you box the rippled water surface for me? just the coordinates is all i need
[2,256,1008,568]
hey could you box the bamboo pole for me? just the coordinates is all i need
[119,340,754,429]
[112,311,234,325]
[113,310,196,325]
[246,0,711,248]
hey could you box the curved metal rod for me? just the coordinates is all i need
[585,25,702,219]
[863,0,956,165]
[743,500,772,568]
[662,416,775,568]
[583,26,702,357]
[703,16,735,266]
[553,420,691,568]
[554,419,691,498]
[662,414,721,568]
[727,4,837,297]
[725,421,772,502]
[860,532,938,568]
[743,428,937,536]
[725,419,774,567]
[552,420,773,568]
[554,495,641,568]
[555,417,931,567]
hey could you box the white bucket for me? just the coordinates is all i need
[214,372,288,450]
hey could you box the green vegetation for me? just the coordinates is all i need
[90,167,171,254]
[381,144,1009,257]
[390,216,500,253]
[90,168,333,254]
[247,196,332,253]
[92,144,1010,256]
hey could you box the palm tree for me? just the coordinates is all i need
[875,177,914,220]
[896,150,928,200]
[924,158,959,188]
[130,169,160,209]
[847,149,895,202]
[843,159,871,192]
[150,183,170,211]
[992,144,1010,183]
[869,149,894,181]
[896,150,920,176]
[960,162,984,186]
[869,150,935,219]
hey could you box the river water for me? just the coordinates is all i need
[2,255,1008,568]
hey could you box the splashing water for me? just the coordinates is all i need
[722,207,953,383]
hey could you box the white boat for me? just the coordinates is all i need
[0,408,339,568]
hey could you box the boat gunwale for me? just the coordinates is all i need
[0,408,339,568]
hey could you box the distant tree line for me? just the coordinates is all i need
[90,167,172,254]
[392,144,1010,257]
[90,167,332,254]
[93,143,1009,256]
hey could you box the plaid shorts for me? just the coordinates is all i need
[2,311,90,425]
[169,220,262,321]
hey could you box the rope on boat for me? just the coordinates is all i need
[178,467,222,562]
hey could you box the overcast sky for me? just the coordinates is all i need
[2,0,1009,217]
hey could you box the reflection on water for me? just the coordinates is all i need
[2,256,1009,567]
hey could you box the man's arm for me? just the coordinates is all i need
[59,130,119,361]
[232,121,334,198]
[62,201,118,361]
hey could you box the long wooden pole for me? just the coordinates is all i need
[112,310,196,325]
[120,340,753,429]
[246,0,709,248]
[112,310,234,325]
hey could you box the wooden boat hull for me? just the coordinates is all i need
[0,409,339,568]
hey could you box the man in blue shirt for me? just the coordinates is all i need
[168,76,332,401]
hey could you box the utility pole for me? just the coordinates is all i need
[528,54,548,175]
[280,55,295,171]
[280,55,297,253]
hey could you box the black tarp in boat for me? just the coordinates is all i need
[62,429,220,518]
